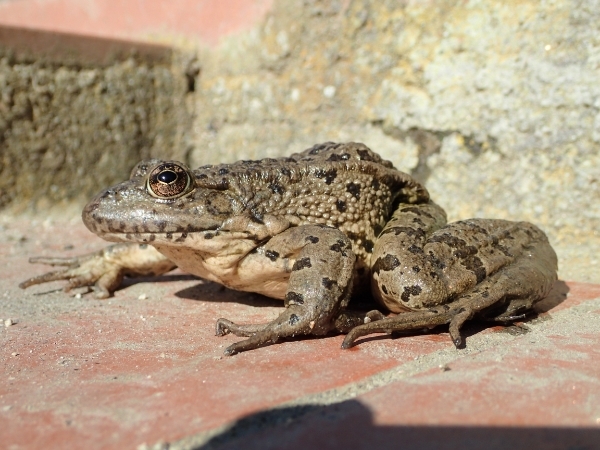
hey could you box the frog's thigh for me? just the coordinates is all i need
[217,225,356,355]
[369,201,448,313]
[347,219,558,348]
[344,234,557,348]
[371,218,557,313]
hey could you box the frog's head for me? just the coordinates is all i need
[82,159,240,245]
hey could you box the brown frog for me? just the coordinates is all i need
[20,142,558,355]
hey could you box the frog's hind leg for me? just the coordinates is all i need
[215,225,357,356]
[343,224,558,349]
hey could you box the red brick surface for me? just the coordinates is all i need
[0,0,273,47]
[1,220,600,449]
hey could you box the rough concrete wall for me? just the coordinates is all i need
[191,0,600,245]
[0,52,191,211]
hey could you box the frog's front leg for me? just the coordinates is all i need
[20,243,176,298]
[215,225,357,356]
[343,217,558,349]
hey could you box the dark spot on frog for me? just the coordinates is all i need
[322,277,337,289]
[330,240,349,256]
[461,255,486,283]
[285,291,304,305]
[371,178,380,191]
[175,232,188,242]
[427,251,446,270]
[336,200,347,212]
[357,149,375,161]
[469,223,489,235]
[326,153,351,161]
[309,144,324,155]
[412,217,426,227]
[372,254,401,273]
[250,209,264,224]
[279,167,292,177]
[364,239,374,253]
[204,232,215,239]
[381,284,388,294]
[166,232,173,240]
[429,271,439,279]
[412,266,421,273]
[400,206,434,219]
[218,168,229,175]
[496,244,513,257]
[401,285,422,302]
[268,183,285,195]
[147,234,156,242]
[308,142,340,155]
[346,182,361,199]
[453,245,478,259]
[292,257,312,271]
[373,223,383,237]
[288,314,300,326]
[125,233,132,240]
[381,226,426,240]
[305,235,319,244]
[265,250,280,261]
[482,290,490,298]
[314,168,337,185]
[408,244,423,254]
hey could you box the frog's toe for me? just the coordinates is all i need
[28,256,83,266]
[215,319,268,337]
[448,307,472,348]
[341,308,454,349]
[215,319,233,336]
[223,333,281,356]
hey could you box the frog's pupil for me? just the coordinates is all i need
[158,170,177,184]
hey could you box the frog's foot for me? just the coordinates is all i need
[19,253,123,298]
[341,306,462,349]
[218,305,319,356]
[217,309,386,355]
[19,243,175,299]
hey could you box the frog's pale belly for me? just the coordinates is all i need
[21,141,558,355]
[153,235,292,300]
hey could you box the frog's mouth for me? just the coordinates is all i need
[81,185,225,242]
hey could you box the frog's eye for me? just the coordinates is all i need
[147,162,193,199]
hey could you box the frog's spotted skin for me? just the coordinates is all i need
[21,142,558,355]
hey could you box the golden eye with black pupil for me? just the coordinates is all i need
[147,162,192,199]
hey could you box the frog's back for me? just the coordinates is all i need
[193,142,429,263]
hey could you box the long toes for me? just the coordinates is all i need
[448,308,472,348]
[19,270,72,288]
[365,310,385,322]
[341,327,368,349]
[223,333,279,356]
[28,256,80,267]
[215,319,234,336]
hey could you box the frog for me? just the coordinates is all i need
[20,142,558,355]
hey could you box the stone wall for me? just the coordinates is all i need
[191,0,599,245]
[1,0,598,252]
[0,30,193,211]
